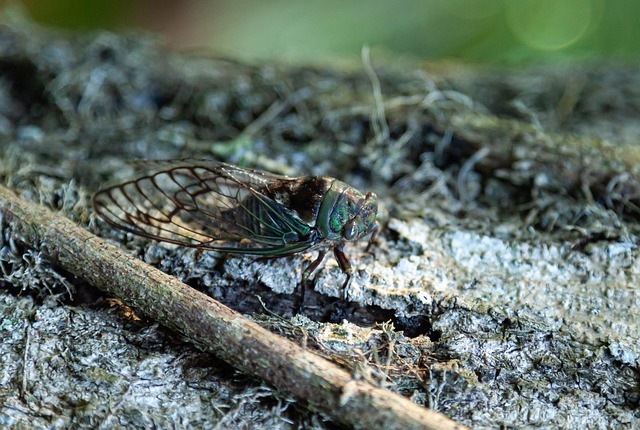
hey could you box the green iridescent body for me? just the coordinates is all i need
[93,160,378,309]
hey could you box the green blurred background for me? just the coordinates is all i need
[16,0,640,63]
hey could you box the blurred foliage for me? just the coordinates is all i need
[21,0,132,30]
[14,0,640,63]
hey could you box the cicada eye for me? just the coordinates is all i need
[343,220,358,240]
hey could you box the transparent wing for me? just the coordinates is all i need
[93,160,315,256]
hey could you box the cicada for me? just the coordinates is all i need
[93,160,378,309]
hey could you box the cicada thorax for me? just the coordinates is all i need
[267,177,378,244]
[264,176,332,224]
[316,181,357,241]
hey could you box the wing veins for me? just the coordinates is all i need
[95,162,315,254]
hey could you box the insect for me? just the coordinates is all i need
[93,160,378,310]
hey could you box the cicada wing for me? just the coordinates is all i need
[93,162,315,255]
[128,159,293,185]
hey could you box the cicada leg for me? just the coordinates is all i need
[299,249,328,313]
[365,222,379,254]
[333,243,354,301]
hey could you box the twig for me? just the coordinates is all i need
[362,45,389,146]
[20,324,31,400]
[0,184,468,430]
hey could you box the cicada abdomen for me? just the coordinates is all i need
[93,160,378,310]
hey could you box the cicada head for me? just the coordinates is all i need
[318,181,378,242]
